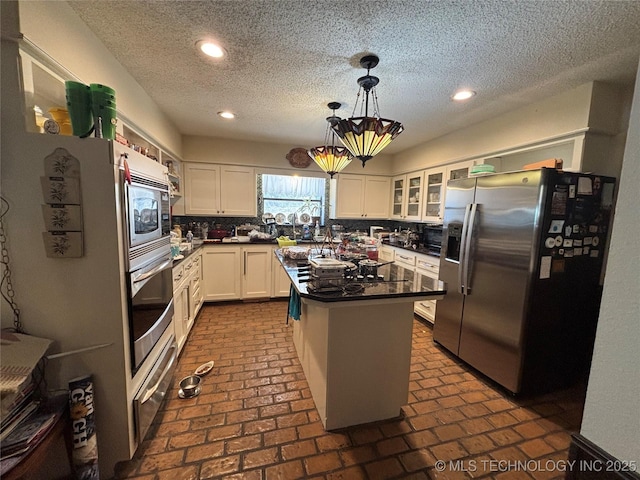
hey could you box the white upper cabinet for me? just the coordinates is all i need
[332,174,390,219]
[182,163,256,216]
[219,165,257,216]
[423,167,446,222]
[445,160,476,182]
[184,163,220,215]
[391,172,423,221]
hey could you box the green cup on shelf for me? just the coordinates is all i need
[65,81,93,137]
[94,104,117,140]
[90,83,116,96]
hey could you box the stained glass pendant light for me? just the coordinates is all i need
[332,55,404,167]
[307,102,353,178]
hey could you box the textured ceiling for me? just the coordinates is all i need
[67,0,640,154]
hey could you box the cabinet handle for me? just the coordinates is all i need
[244,251,247,275]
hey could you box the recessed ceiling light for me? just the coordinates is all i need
[197,41,225,58]
[218,111,235,119]
[452,90,476,101]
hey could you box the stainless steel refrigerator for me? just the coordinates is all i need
[433,169,615,394]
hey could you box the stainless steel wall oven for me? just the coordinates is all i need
[122,161,173,373]
[127,254,174,372]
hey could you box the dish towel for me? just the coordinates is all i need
[288,285,301,322]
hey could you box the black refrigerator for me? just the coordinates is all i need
[433,168,616,394]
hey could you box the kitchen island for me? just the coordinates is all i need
[276,252,446,430]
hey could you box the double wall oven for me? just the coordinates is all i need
[120,152,177,444]
[123,165,174,373]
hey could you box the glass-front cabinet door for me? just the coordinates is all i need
[391,176,404,219]
[446,160,476,182]
[423,167,445,221]
[392,173,423,221]
[404,173,423,221]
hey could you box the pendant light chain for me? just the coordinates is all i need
[372,89,381,119]
[351,87,362,117]
[0,196,23,333]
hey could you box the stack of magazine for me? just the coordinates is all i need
[0,332,53,473]
[1,408,57,459]
[1,377,38,445]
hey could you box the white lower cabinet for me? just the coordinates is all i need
[414,253,440,324]
[173,251,203,353]
[383,245,440,324]
[202,246,242,301]
[241,245,272,299]
[189,253,203,324]
[272,248,292,298]
[379,244,395,263]
[202,245,279,301]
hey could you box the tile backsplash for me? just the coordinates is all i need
[171,216,421,239]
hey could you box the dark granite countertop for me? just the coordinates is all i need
[172,241,204,266]
[276,252,446,303]
[382,241,441,258]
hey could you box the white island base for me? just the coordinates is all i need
[292,298,415,430]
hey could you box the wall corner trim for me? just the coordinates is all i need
[567,434,640,480]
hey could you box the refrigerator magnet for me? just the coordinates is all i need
[552,259,565,273]
[583,246,590,255]
[563,239,573,247]
[590,250,600,258]
[573,247,583,256]
[573,239,583,247]
[592,236,600,246]
[565,226,572,237]
[548,220,564,233]
[554,236,563,247]
[564,249,574,258]
[583,237,593,245]
[545,237,556,249]
[578,177,593,195]
[569,184,576,198]
[539,256,552,279]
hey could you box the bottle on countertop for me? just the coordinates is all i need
[314,221,320,237]
[186,230,193,244]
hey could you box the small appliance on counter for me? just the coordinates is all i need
[207,225,230,242]
[369,226,385,237]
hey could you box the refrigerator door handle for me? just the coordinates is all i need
[459,203,472,294]
[462,203,478,294]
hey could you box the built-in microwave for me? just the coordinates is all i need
[422,224,443,256]
[125,173,171,271]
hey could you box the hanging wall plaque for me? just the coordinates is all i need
[41,148,84,257]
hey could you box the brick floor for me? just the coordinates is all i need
[114,300,586,480]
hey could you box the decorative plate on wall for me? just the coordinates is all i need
[286,148,312,168]
[299,213,311,224]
